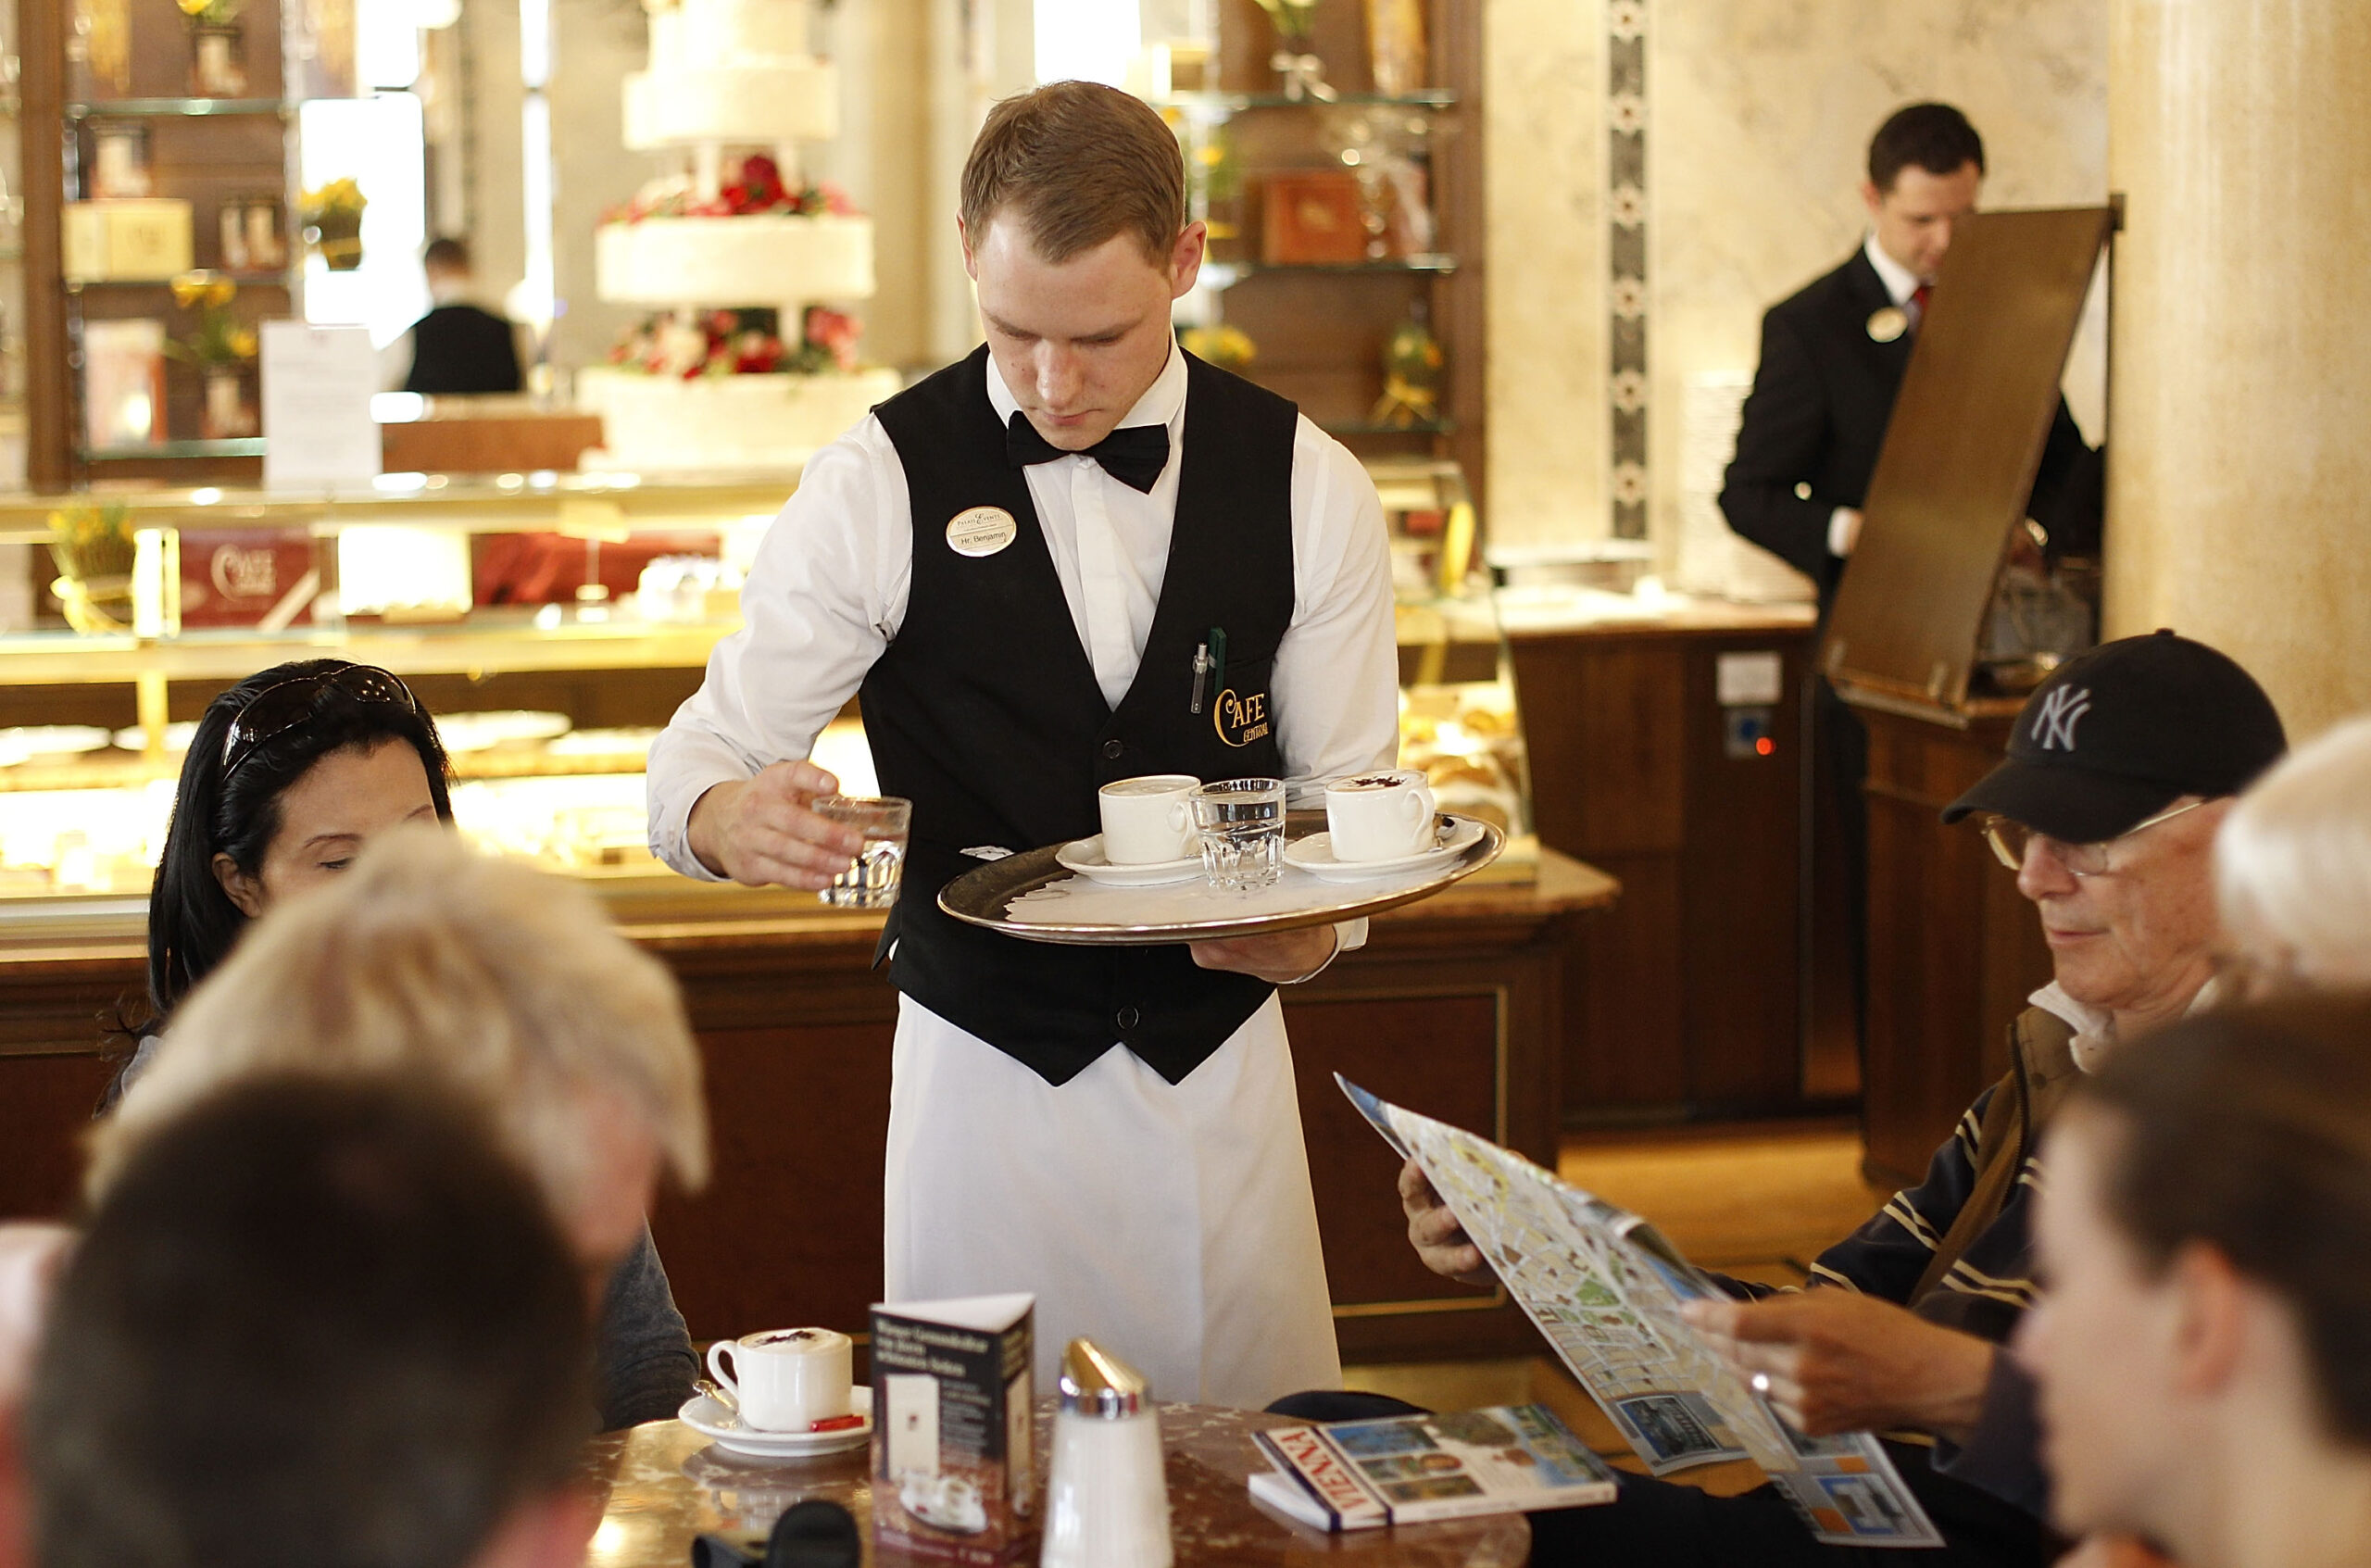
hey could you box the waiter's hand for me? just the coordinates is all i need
[1680,1291,1994,1441]
[685,761,865,890]
[1190,925,1338,984]
[1399,1159,1495,1287]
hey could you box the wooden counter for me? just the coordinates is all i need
[1499,599,1850,1125]
[0,853,1615,1365]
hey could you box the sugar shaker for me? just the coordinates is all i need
[1039,1338,1172,1568]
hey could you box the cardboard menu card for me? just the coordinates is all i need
[871,1292,1037,1564]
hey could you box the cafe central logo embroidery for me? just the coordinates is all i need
[1213,687,1271,748]
[946,506,1018,558]
[2031,685,2092,751]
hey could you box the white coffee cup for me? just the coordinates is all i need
[707,1325,853,1433]
[1097,774,1199,864]
[1324,769,1438,861]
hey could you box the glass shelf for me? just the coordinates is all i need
[1324,420,1456,437]
[68,270,296,293]
[1203,255,1457,284]
[66,98,293,119]
[81,438,269,462]
[1157,90,1457,112]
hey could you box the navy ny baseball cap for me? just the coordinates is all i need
[1941,631,2288,844]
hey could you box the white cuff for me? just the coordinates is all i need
[1286,918,1367,985]
[1826,506,1859,558]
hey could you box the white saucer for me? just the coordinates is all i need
[1055,835,1204,887]
[1283,817,1487,882]
[678,1386,872,1459]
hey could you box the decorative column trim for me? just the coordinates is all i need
[1607,0,1647,538]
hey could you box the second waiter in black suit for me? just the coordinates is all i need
[1719,102,2101,615]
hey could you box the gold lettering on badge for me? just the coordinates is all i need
[1213,688,1271,747]
[946,505,1019,558]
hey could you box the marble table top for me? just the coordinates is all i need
[583,1401,1530,1567]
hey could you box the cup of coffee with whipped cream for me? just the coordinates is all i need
[707,1325,853,1432]
[1323,770,1438,862]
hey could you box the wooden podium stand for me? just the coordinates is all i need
[1824,207,2111,1183]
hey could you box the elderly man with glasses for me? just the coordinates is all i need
[1403,630,2286,1564]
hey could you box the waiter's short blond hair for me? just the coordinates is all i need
[88,829,709,1218]
[960,81,1186,266]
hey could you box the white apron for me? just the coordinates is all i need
[882,991,1342,1410]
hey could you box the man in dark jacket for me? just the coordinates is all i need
[1718,103,2101,614]
[1401,633,2286,1565]
[402,237,524,395]
[1719,103,2105,1061]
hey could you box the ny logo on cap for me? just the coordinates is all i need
[2032,685,2093,751]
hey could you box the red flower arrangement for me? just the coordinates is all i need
[602,156,860,225]
[606,306,865,379]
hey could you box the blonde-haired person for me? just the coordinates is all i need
[93,826,710,1430]
[2215,713,2371,994]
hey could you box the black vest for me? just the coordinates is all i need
[863,346,1297,1086]
[404,304,523,395]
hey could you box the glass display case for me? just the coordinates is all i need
[0,460,1533,912]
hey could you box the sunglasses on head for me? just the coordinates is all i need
[220,664,424,782]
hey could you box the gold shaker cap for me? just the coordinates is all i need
[1058,1337,1148,1419]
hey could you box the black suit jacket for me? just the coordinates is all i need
[1718,248,2101,617]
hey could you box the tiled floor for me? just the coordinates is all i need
[1339,1119,1888,1451]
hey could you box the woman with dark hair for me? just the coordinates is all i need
[144,659,453,1035]
[119,659,699,1431]
[2018,996,2371,1568]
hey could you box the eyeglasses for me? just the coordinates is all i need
[220,664,423,781]
[1980,797,2212,878]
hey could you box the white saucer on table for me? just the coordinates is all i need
[677,1385,872,1460]
[1283,817,1487,882]
[1055,834,1203,887]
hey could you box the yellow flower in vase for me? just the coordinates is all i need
[1251,0,1321,43]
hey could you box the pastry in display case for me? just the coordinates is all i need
[0,460,1533,909]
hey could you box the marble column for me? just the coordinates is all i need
[2104,0,2371,735]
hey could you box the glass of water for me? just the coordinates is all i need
[1193,777,1286,892]
[811,794,913,908]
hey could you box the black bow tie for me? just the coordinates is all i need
[1005,412,1171,494]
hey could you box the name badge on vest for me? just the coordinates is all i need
[947,506,1018,558]
[1211,687,1272,747]
[1865,306,1908,344]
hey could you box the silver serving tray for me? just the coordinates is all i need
[937,811,1505,947]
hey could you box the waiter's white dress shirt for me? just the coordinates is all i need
[646,345,1399,1407]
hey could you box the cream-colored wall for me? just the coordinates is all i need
[2102,0,2371,738]
[1483,0,1604,552]
[1650,0,2109,564]
[1484,0,2111,557]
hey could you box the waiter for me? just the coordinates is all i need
[1719,102,2101,607]
[396,238,524,395]
[646,82,1398,1408]
[1719,102,2102,1044]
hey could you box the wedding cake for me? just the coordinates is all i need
[580,0,898,471]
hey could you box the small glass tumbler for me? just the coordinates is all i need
[811,793,912,908]
[1192,777,1286,892]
